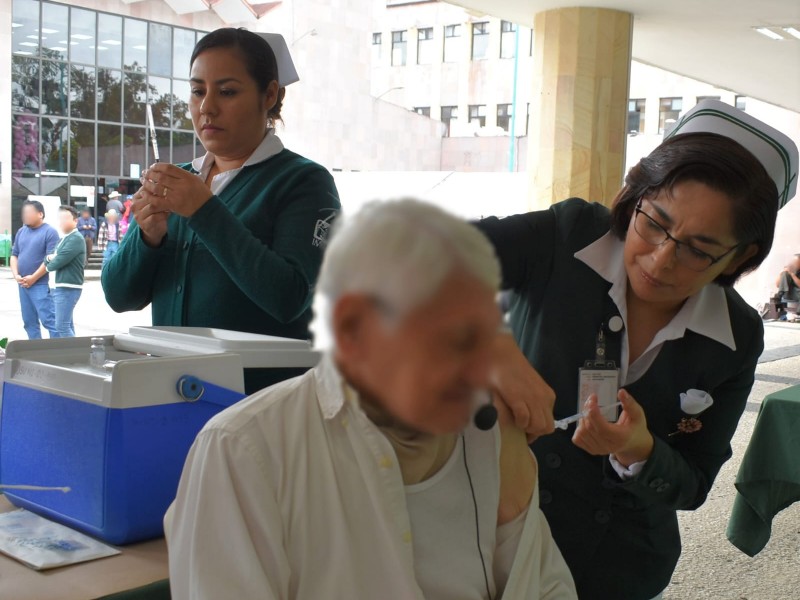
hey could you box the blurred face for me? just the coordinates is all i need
[59,210,77,234]
[107,213,117,224]
[189,47,279,161]
[624,180,757,310]
[789,256,800,273]
[334,270,501,435]
[21,205,43,227]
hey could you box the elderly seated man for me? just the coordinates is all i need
[166,199,576,599]
[776,254,800,322]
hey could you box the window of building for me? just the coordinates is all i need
[391,30,407,66]
[414,106,431,117]
[471,22,489,60]
[10,0,202,234]
[526,103,531,135]
[441,105,458,136]
[627,98,646,134]
[696,95,720,104]
[735,95,747,111]
[417,27,434,65]
[372,32,382,63]
[443,24,461,63]
[497,104,512,132]
[658,97,682,134]
[500,21,516,59]
[468,104,486,127]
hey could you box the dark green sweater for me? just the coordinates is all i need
[45,229,86,287]
[102,149,340,389]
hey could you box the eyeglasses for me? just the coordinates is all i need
[633,200,740,272]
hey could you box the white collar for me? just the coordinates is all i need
[191,129,284,179]
[314,353,350,420]
[574,232,736,351]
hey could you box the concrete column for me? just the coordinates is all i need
[527,7,632,209]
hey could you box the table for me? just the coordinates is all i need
[726,384,800,556]
[0,496,170,600]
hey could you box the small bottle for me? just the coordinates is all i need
[89,337,106,369]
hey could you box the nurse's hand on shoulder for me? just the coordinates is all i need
[489,332,556,443]
[572,389,655,467]
[141,163,213,219]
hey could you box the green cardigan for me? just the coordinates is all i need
[102,149,340,391]
[45,229,86,287]
[478,199,763,600]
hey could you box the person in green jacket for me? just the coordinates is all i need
[102,28,340,392]
[45,205,86,338]
[476,100,798,599]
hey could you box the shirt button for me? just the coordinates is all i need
[594,510,611,524]
[402,531,412,544]
[176,284,183,293]
[649,478,664,489]
[540,489,553,505]
[379,456,393,469]
[602,479,616,490]
[341,417,349,428]
[544,453,562,469]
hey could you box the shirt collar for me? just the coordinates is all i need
[191,129,284,178]
[575,232,736,351]
[314,353,350,420]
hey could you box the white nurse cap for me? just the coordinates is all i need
[257,32,299,87]
[666,99,798,209]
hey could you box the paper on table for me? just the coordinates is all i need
[0,508,120,570]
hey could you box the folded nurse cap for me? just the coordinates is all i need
[257,32,299,87]
[666,99,798,209]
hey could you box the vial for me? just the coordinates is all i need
[90,337,106,369]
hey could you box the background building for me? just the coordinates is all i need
[1,0,798,306]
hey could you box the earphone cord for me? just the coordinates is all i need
[462,435,494,600]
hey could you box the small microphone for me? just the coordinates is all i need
[474,403,498,431]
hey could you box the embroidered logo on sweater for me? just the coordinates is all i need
[313,210,338,248]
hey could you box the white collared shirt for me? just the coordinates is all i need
[166,354,577,600]
[191,129,285,196]
[574,233,736,477]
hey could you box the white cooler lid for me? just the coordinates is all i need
[115,327,319,369]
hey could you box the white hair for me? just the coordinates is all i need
[311,198,501,349]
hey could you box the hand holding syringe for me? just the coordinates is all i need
[554,402,623,430]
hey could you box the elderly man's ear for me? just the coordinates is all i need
[332,294,381,360]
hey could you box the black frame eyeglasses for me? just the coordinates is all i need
[633,200,740,272]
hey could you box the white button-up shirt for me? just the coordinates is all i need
[166,354,577,599]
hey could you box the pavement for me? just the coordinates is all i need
[1,267,799,598]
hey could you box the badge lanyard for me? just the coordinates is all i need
[577,316,623,422]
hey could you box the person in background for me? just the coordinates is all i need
[167,199,577,600]
[106,191,124,216]
[45,206,86,337]
[776,254,800,322]
[102,28,341,393]
[98,209,122,267]
[78,207,97,266]
[475,100,798,600]
[10,200,59,339]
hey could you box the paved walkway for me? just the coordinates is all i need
[1,268,799,598]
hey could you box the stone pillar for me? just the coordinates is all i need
[527,7,632,209]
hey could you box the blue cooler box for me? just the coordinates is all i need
[0,327,319,545]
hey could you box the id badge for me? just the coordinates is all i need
[578,365,620,422]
